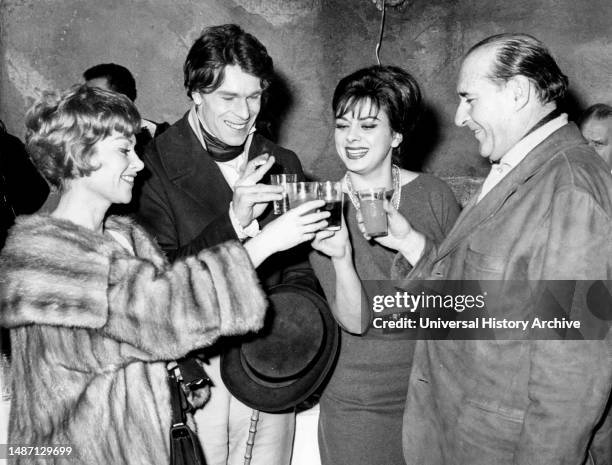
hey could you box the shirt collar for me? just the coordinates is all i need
[141,119,157,136]
[498,113,568,170]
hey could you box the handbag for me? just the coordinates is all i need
[168,365,207,465]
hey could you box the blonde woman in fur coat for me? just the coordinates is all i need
[0,85,328,465]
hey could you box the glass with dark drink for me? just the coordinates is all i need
[270,174,297,214]
[319,181,343,230]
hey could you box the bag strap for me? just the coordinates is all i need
[168,363,208,465]
[168,363,187,427]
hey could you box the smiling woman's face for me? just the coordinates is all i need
[334,99,402,176]
[77,131,144,206]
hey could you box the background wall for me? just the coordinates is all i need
[1,0,611,182]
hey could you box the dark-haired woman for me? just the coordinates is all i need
[0,85,327,465]
[311,66,460,465]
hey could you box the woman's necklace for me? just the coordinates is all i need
[344,164,402,211]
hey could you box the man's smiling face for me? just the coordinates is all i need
[194,64,263,146]
[454,46,518,162]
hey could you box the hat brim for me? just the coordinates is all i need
[221,283,339,412]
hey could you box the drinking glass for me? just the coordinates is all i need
[286,182,320,209]
[357,188,388,237]
[318,181,343,230]
[270,174,298,215]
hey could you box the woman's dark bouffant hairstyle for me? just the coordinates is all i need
[332,65,422,163]
[183,24,274,98]
[25,85,140,188]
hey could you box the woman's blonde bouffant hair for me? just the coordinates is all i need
[25,84,140,188]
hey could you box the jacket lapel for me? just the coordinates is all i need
[435,124,580,260]
[159,114,233,214]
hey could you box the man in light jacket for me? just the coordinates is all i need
[380,33,612,465]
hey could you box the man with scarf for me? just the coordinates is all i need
[136,24,319,465]
[376,33,612,464]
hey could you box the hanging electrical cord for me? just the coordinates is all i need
[375,0,386,65]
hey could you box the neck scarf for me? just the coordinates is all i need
[198,118,246,162]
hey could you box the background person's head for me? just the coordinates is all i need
[455,33,568,162]
[579,103,612,168]
[83,63,138,102]
[183,24,274,147]
[25,85,141,194]
[332,65,422,176]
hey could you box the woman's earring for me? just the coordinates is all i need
[392,133,403,148]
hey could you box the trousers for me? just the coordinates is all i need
[193,355,295,465]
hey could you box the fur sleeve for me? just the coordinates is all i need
[0,215,112,329]
[103,240,267,360]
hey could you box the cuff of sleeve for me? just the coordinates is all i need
[197,241,267,335]
[229,202,260,240]
[392,236,435,281]
[390,252,413,281]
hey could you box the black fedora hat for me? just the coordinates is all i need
[220,283,340,412]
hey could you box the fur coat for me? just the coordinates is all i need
[0,214,267,465]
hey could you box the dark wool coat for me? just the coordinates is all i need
[0,128,48,247]
[136,113,319,292]
[0,214,267,465]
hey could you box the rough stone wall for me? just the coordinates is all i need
[1,0,610,183]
